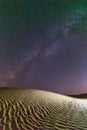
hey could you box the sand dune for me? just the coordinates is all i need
[0,88,87,130]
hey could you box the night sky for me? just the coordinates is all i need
[0,1,87,95]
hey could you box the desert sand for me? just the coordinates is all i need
[0,88,87,130]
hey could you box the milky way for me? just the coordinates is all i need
[0,1,87,94]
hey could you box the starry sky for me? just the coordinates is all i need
[0,0,87,95]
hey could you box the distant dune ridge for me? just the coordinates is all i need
[69,93,87,99]
[0,88,87,130]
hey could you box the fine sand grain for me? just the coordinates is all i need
[0,88,87,130]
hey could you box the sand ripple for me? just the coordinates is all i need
[0,88,87,130]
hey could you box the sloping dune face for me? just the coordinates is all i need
[0,88,87,130]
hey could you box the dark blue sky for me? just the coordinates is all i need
[0,1,87,95]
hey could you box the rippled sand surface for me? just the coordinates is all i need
[0,88,87,130]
